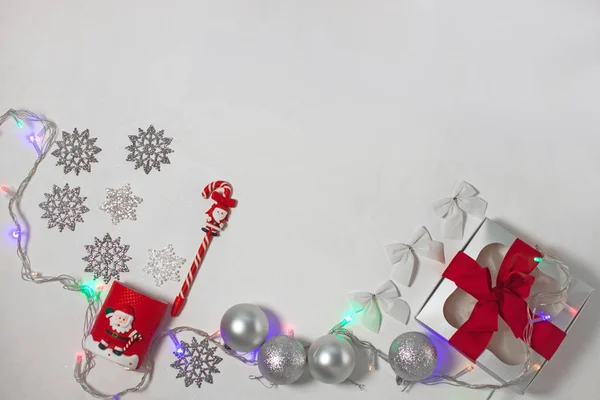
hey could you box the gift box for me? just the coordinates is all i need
[416,219,594,393]
[84,282,168,370]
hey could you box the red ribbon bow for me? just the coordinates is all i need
[442,239,566,362]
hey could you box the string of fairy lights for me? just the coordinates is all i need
[1,109,573,399]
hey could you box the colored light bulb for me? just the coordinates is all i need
[454,365,474,378]
[168,330,185,356]
[12,114,23,128]
[336,314,354,328]
[534,257,543,263]
[11,229,20,238]
[1,185,16,197]
[530,311,552,323]
[27,134,42,155]
[79,284,96,300]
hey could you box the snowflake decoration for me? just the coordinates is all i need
[126,125,174,174]
[171,337,223,388]
[142,244,186,286]
[99,183,143,225]
[83,233,131,283]
[39,183,89,232]
[51,128,102,175]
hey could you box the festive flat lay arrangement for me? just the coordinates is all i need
[1,109,594,400]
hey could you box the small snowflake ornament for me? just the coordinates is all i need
[52,128,102,175]
[142,244,186,286]
[83,233,131,283]
[126,125,174,174]
[99,183,143,225]
[39,183,89,232]
[171,337,223,388]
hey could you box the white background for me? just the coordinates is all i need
[1,1,599,399]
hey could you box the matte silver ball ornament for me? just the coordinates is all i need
[257,335,307,385]
[220,303,269,352]
[307,335,356,384]
[388,331,437,382]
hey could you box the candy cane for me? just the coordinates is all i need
[122,333,142,353]
[202,181,232,199]
[171,181,237,317]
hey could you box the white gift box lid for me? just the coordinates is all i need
[416,218,594,394]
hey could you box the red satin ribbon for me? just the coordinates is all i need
[442,239,566,362]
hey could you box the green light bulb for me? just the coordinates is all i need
[11,113,23,128]
[80,284,95,299]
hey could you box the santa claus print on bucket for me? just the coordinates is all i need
[84,282,168,369]
[98,305,142,356]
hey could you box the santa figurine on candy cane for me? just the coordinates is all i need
[201,191,237,237]
[98,305,142,356]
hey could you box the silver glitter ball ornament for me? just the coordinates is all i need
[257,335,307,385]
[388,332,437,382]
[220,303,269,352]
[307,335,356,384]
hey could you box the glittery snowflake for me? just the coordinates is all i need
[142,244,186,286]
[171,337,223,388]
[99,183,143,225]
[126,125,173,174]
[83,233,131,283]
[39,183,89,232]
[51,128,102,175]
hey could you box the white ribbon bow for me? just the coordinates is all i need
[348,280,410,334]
[384,226,444,287]
[431,181,487,240]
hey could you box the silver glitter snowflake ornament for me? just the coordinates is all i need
[171,337,223,388]
[52,128,102,175]
[39,183,89,232]
[126,125,174,174]
[99,183,143,225]
[83,233,131,283]
[142,244,186,286]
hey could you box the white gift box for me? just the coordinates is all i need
[416,218,594,394]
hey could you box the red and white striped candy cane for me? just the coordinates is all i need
[171,231,213,315]
[202,180,232,199]
[122,333,142,353]
[171,181,237,317]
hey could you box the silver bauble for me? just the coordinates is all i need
[388,332,437,382]
[307,335,356,384]
[220,303,269,352]
[257,335,307,385]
